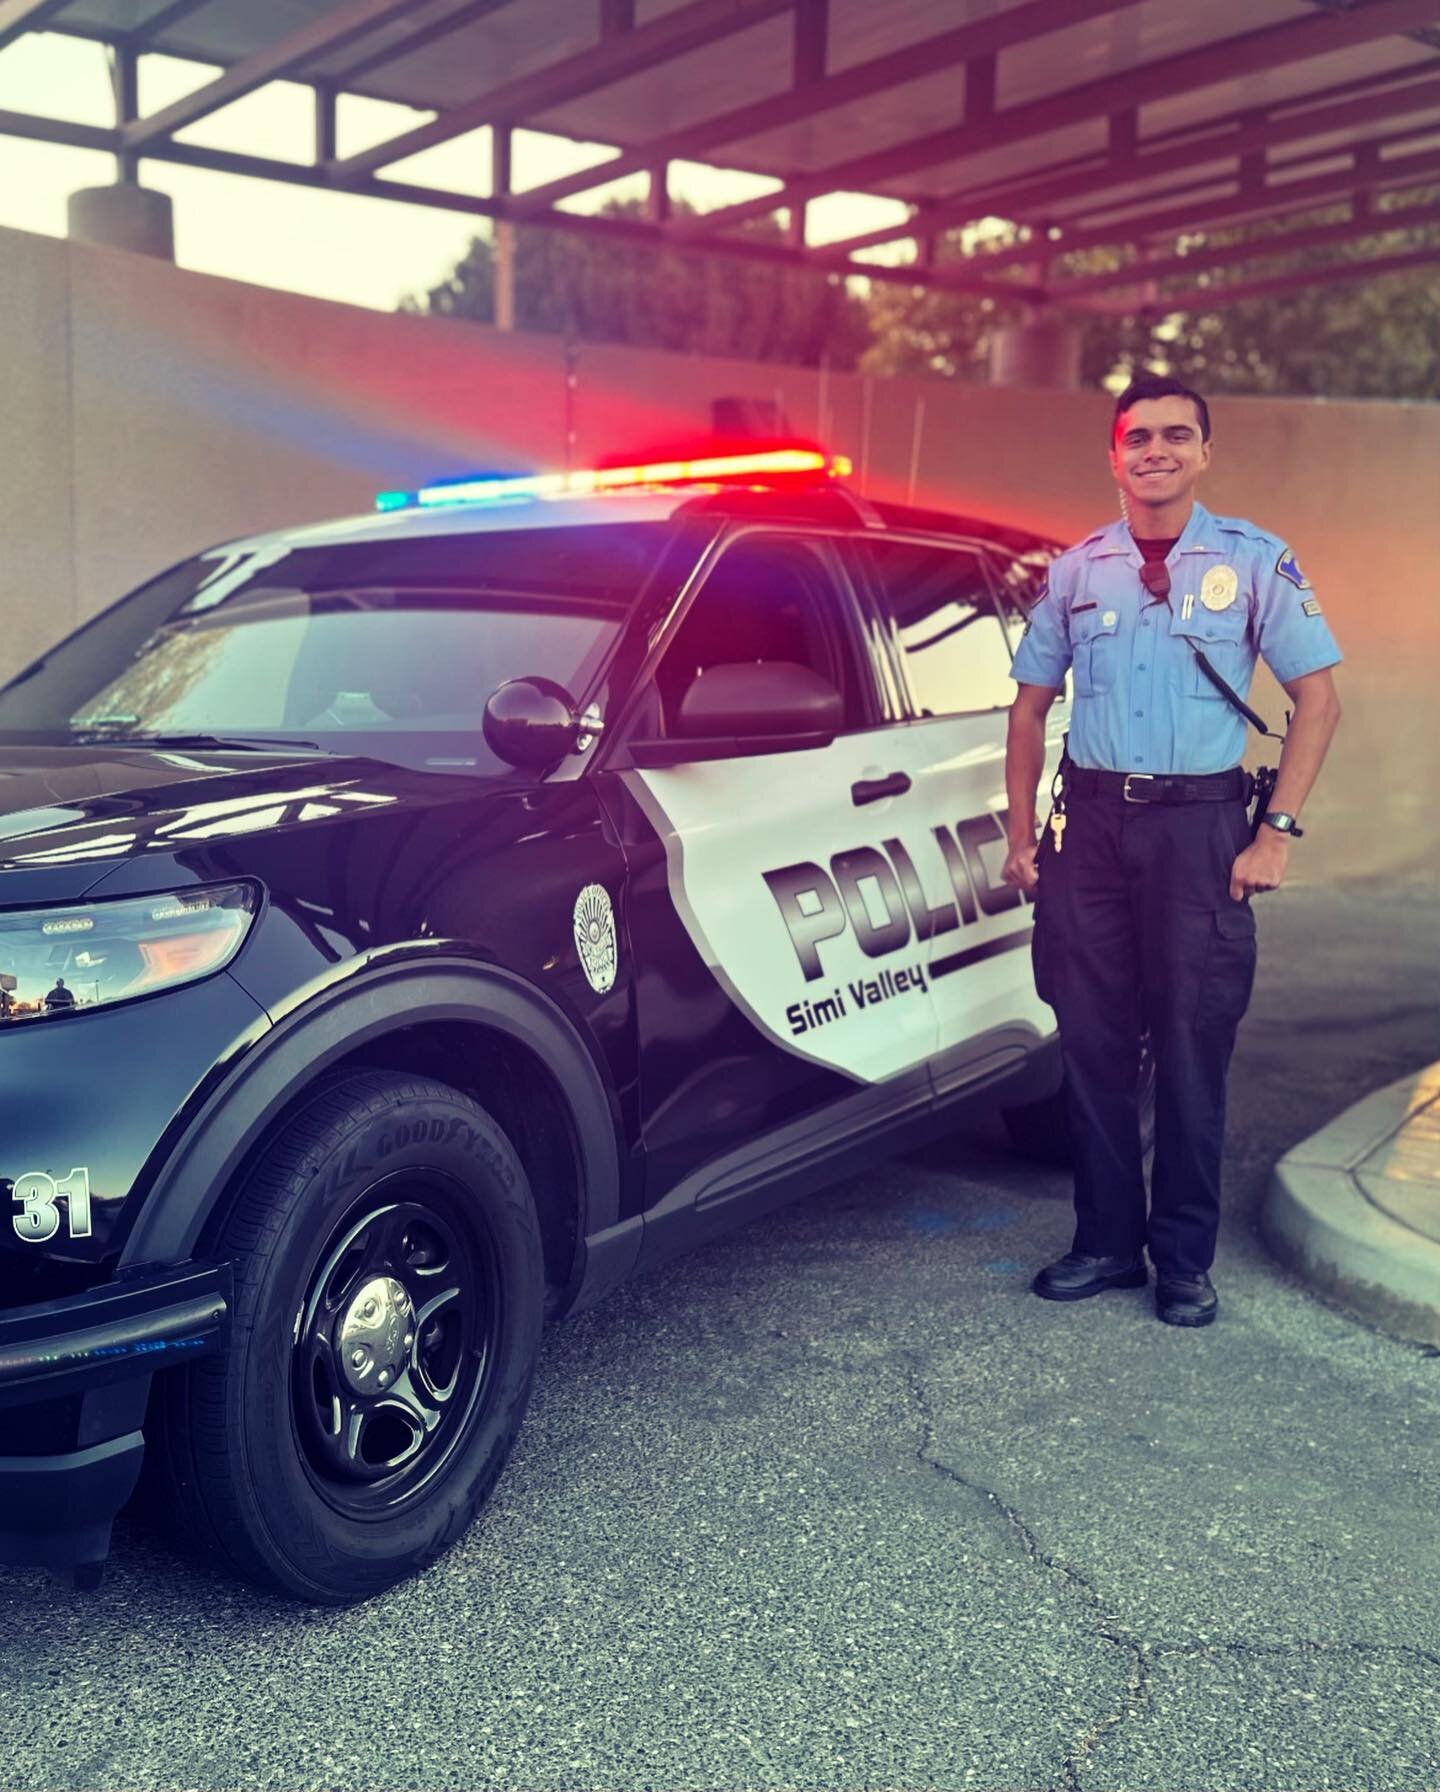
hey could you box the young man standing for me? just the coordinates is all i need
[1001,375,1342,1326]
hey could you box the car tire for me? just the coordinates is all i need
[1002,1035,1157,1168]
[150,1070,545,1604]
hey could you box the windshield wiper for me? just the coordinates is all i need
[69,728,326,753]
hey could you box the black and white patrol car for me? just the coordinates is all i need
[0,444,1110,1602]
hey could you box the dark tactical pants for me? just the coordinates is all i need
[1031,790,1258,1275]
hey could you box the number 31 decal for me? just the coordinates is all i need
[11,1168,93,1243]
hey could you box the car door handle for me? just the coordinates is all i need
[851,772,912,806]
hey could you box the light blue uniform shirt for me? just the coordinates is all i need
[1010,502,1343,775]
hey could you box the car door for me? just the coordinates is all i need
[847,534,1064,1096]
[597,526,941,1216]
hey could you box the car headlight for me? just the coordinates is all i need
[0,883,257,1023]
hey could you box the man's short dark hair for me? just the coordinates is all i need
[1112,375,1210,443]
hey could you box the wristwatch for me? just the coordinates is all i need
[1261,810,1304,838]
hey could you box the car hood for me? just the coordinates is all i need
[0,745,449,904]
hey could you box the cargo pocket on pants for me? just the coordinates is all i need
[1031,833,1057,1005]
[1032,912,1056,1005]
[1195,903,1257,1031]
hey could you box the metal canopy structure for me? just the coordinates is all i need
[2,0,1438,314]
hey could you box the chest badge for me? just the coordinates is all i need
[574,884,617,994]
[1200,564,1239,612]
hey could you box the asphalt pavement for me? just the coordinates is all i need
[2,871,1437,1792]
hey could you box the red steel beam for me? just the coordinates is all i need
[926,143,1440,282]
[1013,122,1440,238]
[858,59,1440,246]
[792,0,827,84]
[327,0,526,86]
[1086,247,1440,314]
[507,0,1149,214]
[676,0,1440,237]
[824,73,1440,255]
[0,0,70,54]
[1048,200,1440,298]
[121,0,428,152]
[328,0,795,179]
[0,102,1042,300]
[121,0,215,47]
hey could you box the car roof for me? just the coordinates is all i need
[209,482,1060,561]
[865,500,1060,558]
[215,487,694,557]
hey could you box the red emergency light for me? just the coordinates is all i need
[376,445,852,512]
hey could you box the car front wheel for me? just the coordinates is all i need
[152,1070,544,1603]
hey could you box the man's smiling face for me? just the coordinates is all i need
[1110,394,1212,514]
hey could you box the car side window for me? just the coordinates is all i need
[860,540,1014,717]
[647,534,865,737]
[986,551,1051,657]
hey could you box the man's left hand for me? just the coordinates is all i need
[1229,829,1290,902]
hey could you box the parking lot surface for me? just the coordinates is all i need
[3,871,1438,1792]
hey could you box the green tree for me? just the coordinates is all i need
[1076,193,1440,400]
[407,190,1437,400]
[404,197,873,370]
[857,223,1030,382]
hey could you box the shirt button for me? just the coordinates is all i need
[1140,618,1150,628]
[1137,662,1147,670]
[1135,709,1144,717]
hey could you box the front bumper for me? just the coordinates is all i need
[0,1260,230,1576]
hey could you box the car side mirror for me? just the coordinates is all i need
[629,661,843,768]
[482,676,583,768]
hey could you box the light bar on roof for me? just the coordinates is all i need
[375,447,852,512]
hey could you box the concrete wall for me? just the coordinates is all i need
[2,223,1436,880]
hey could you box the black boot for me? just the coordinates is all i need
[1031,1251,1148,1301]
[1155,1271,1218,1327]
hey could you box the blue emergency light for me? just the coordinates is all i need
[375,447,852,513]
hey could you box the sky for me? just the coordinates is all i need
[0,31,915,313]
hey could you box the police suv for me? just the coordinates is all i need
[0,444,1097,1603]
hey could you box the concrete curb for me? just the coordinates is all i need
[1261,1067,1440,1347]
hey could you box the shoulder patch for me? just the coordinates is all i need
[1301,597,1323,617]
[1275,547,1311,590]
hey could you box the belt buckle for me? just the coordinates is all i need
[1122,774,1156,803]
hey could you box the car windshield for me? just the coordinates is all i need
[0,525,673,772]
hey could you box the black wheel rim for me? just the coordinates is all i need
[291,1173,502,1519]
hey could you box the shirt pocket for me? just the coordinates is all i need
[1169,601,1250,699]
[1070,606,1122,696]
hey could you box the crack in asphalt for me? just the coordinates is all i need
[1147,1638,1440,1671]
[896,1353,1149,1792]
[894,1354,1440,1792]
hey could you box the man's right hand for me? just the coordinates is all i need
[1002,688,1056,898]
[1002,837,1040,891]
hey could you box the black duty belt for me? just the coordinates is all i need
[1063,765,1251,805]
